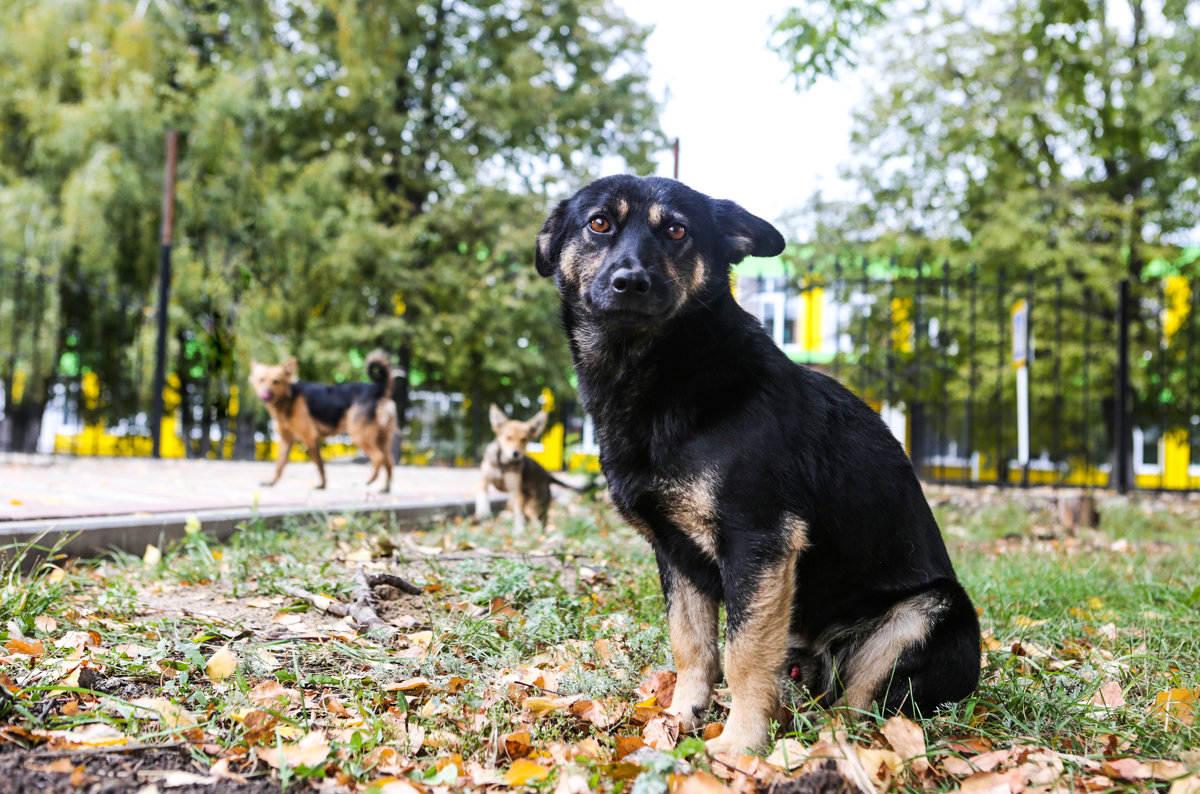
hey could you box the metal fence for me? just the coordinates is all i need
[0,256,461,463]
[7,252,1200,491]
[737,258,1200,492]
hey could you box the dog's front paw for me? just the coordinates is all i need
[665,679,714,732]
[703,719,769,757]
[473,493,492,520]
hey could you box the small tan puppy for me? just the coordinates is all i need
[475,405,571,530]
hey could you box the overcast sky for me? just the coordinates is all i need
[615,1,862,228]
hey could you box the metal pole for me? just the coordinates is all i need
[1115,278,1132,494]
[671,138,680,180]
[150,129,178,458]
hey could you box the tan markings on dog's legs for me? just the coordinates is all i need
[840,592,942,712]
[665,575,721,731]
[658,469,721,560]
[707,554,796,754]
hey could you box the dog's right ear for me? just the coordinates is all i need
[535,199,571,277]
[489,404,508,433]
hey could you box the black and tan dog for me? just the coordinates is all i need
[535,176,980,754]
[248,350,397,492]
[475,405,578,530]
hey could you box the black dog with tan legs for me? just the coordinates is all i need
[535,175,980,755]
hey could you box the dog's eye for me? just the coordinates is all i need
[588,216,611,234]
[666,223,687,241]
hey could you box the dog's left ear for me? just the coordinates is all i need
[527,411,548,439]
[282,357,298,380]
[713,199,785,264]
[535,199,571,277]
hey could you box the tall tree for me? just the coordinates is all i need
[0,0,663,458]
[771,0,1200,467]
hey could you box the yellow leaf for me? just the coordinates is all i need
[205,645,238,681]
[1152,688,1197,726]
[523,696,565,718]
[34,615,58,633]
[503,758,549,787]
[386,677,431,692]
[143,545,161,566]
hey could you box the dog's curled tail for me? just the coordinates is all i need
[365,349,393,398]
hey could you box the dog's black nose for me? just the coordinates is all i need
[610,265,650,295]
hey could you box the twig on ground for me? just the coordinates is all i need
[31,741,187,759]
[363,571,423,595]
[345,566,397,641]
[279,584,350,617]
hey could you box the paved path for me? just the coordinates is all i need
[0,457,483,522]
[0,456,494,561]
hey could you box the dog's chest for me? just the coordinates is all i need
[609,465,722,561]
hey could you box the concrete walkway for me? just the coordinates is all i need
[0,456,495,560]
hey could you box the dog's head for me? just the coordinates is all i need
[489,404,548,464]
[535,175,784,332]
[248,358,297,405]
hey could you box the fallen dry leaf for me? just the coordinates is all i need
[671,770,729,793]
[569,698,621,730]
[1169,775,1200,794]
[504,730,533,759]
[205,645,237,681]
[637,670,677,708]
[503,758,550,787]
[642,715,679,751]
[616,735,647,760]
[880,714,930,775]
[767,738,809,772]
[387,676,431,692]
[1091,680,1127,708]
[258,731,331,769]
[1152,688,1198,726]
[1102,758,1153,781]
[4,638,44,657]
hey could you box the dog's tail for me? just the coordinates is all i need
[365,349,393,398]
[547,472,602,494]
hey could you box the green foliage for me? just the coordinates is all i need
[0,0,663,451]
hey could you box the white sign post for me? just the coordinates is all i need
[1011,300,1030,477]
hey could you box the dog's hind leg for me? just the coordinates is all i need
[307,440,328,489]
[839,582,979,717]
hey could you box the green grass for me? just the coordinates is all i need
[0,490,1197,792]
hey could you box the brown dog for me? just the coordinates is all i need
[248,350,397,491]
[475,405,575,530]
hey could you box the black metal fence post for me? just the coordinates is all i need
[1114,278,1132,494]
[151,129,179,458]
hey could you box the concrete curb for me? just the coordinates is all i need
[0,495,508,565]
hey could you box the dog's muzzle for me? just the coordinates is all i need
[588,260,667,327]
